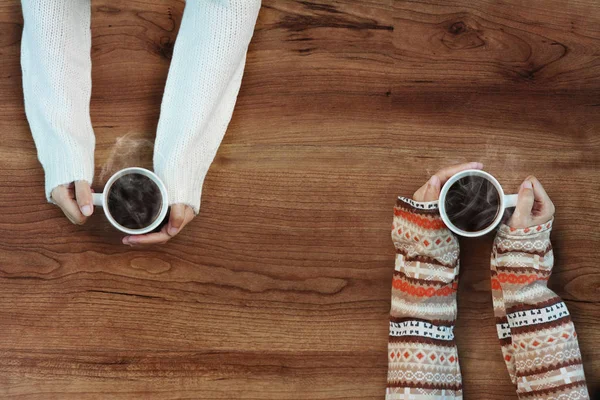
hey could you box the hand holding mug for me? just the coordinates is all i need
[51,180,94,225]
[88,167,195,246]
[413,162,484,202]
[122,203,195,246]
[413,162,521,237]
[508,176,555,229]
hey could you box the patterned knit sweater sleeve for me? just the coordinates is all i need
[387,197,463,400]
[154,0,261,214]
[491,220,590,400]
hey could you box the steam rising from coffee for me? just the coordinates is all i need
[101,133,165,230]
[444,176,500,232]
[100,133,156,182]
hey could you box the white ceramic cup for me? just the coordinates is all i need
[436,169,518,237]
[92,167,169,235]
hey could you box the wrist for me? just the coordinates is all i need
[396,196,439,213]
[498,218,554,239]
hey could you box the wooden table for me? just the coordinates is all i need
[1,0,598,398]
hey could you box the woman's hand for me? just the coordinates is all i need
[413,162,484,202]
[51,181,94,225]
[122,203,195,246]
[508,176,555,229]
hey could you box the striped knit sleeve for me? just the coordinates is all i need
[491,220,590,400]
[386,197,463,400]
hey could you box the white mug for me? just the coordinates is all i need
[435,169,518,237]
[92,167,169,235]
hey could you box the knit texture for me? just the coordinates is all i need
[492,221,589,399]
[21,0,95,200]
[388,197,589,399]
[154,0,261,213]
[21,0,261,212]
[388,197,463,399]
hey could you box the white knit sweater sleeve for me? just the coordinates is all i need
[154,0,261,214]
[21,0,95,201]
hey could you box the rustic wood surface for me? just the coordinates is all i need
[1,0,599,398]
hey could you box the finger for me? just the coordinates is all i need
[51,184,87,225]
[167,204,186,236]
[51,185,68,203]
[123,227,170,246]
[526,176,555,222]
[122,206,195,246]
[51,183,76,203]
[527,176,552,204]
[66,182,76,198]
[55,195,87,225]
[515,180,535,217]
[434,162,484,185]
[75,180,94,217]
[168,205,195,236]
[413,184,427,202]
[422,175,441,202]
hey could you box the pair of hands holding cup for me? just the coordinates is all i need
[413,162,555,229]
[52,162,553,244]
[51,182,194,245]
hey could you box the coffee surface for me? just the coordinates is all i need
[444,176,500,232]
[107,174,162,229]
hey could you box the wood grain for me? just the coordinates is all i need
[1,0,599,398]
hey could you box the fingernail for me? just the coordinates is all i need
[168,226,179,236]
[81,205,92,216]
[476,162,484,169]
[522,181,532,189]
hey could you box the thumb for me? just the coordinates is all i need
[167,204,186,236]
[422,175,441,202]
[515,180,535,217]
[75,180,94,217]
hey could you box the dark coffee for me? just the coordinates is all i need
[444,176,500,232]
[107,173,162,229]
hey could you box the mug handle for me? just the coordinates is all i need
[504,194,518,208]
[92,193,104,207]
